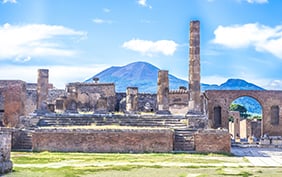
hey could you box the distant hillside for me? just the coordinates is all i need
[85,61,264,114]
[85,61,187,93]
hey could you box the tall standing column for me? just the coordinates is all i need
[37,69,49,113]
[156,70,170,114]
[188,20,201,114]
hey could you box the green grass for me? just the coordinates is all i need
[3,151,282,177]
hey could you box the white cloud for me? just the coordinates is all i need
[246,0,268,4]
[212,23,282,59]
[202,75,229,85]
[2,0,17,4]
[0,23,86,60]
[122,39,178,56]
[103,8,111,13]
[92,18,112,24]
[0,64,108,89]
[137,0,152,9]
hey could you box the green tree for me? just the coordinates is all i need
[229,103,249,119]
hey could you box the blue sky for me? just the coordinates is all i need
[0,0,282,90]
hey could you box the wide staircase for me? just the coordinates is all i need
[19,114,199,151]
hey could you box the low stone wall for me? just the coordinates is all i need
[32,128,174,153]
[0,128,13,174]
[194,129,231,153]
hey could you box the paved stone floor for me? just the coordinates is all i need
[231,147,282,166]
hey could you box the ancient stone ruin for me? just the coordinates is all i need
[1,20,282,170]
[0,128,13,174]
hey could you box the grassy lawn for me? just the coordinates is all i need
[3,151,282,177]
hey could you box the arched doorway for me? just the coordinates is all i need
[228,96,262,142]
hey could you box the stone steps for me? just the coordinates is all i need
[37,115,188,129]
[173,128,197,151]
[12,130,33,150]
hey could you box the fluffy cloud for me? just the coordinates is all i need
[212,23,282,58]
[246,0,268,4]
[2,0,17,3]
[122,39,178,56]
[0,23,86,61]
[92,18,112,24]
[137,0,152,8]
[0,64,108,89]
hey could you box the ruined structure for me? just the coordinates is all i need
[157,70,170,114]
[188,20,201,114]
[126,87,138,113]
[1,20,282,156]
[0,128,13,174]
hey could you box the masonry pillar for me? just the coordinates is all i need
[0,128,13,174]
[126,87,138,113]
[229,111,240,141]
[156,70,170,114]
[36,69,49,114]
[188,20,201,114]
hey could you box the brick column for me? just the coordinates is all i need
[37,69,49,114]
[188,20,201,114]
[126,87,138,113]
[156,70,170,114]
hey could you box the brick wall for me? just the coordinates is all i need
[0,128,13,174]
[194,129,231,153]
[32,128,174,153]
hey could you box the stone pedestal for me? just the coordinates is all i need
[0,128,13,174]
[186,114,208,129]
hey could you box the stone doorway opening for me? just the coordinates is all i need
[228,96,262,144]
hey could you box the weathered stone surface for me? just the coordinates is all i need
[186,114,208,129]
[169,89,189,115]
[36,69,49,114]
[157,70,170,114]
[32,128,174,153]
[126,87,138,113]
[0,80,26,127]
[65,83,116,113]
[194,129,231,153]
[0,128,13,174]
[229,111,240,139]
[188,20,201,114]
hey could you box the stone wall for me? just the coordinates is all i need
[32,128,174,153]
[116,93,157,113]
[169,90,189,115]
[194,129,231,153]
[65,82,116,113]
[0,80,26,127]
[0,128,13,174]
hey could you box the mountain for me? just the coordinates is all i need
[85,61,264,114]
[85,61,187,93]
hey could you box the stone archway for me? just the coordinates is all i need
[204,90,282,136]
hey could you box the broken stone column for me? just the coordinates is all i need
[0,128,13,174]
[229,111,240,141]
[36,69,49,114]
[156,70,170,114]
[188,20,201,114]
[126,87,138,113]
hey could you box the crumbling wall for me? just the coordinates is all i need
[0,128,13,174]
[65,83,116,113]
[32,128,174,153]
[194,129,231,153]
[0,80,26,127]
